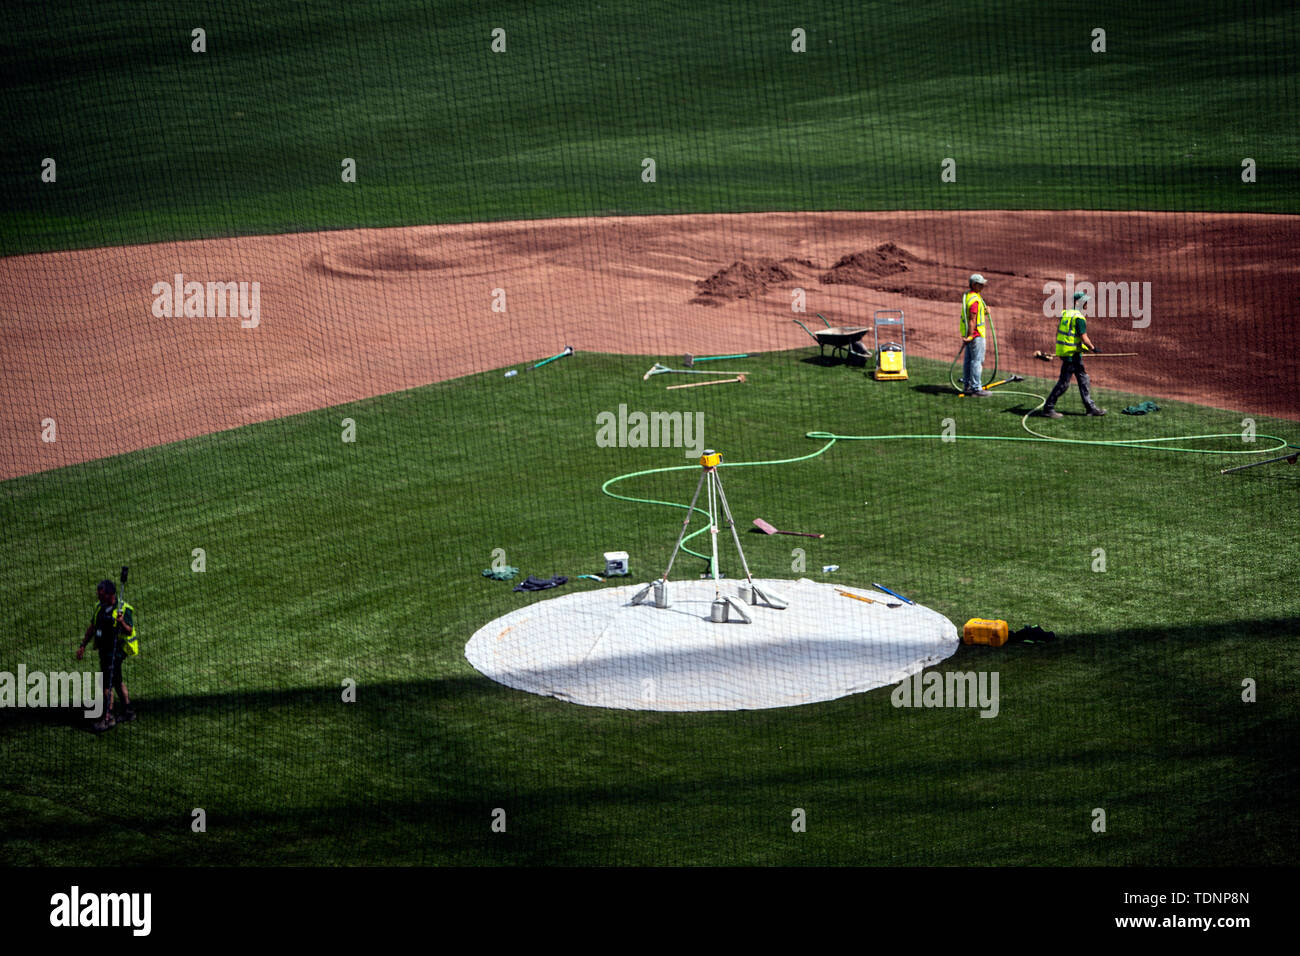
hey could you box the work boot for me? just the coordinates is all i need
[1086,406,1107,416]
[965,389,991,397]
[115,707,136,723]
[1039,408,1064,419]
[91,714,116,733]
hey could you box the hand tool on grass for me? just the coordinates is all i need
[665,374,746,390]
[959,374,1024,395]
[518,345,575,373]
[872,583,915,605]
[1220,450,1299,475]
[984,374,1024,389]
[643,362,749,381]
[835,588,901,608]
[752,518,823,538]
[684,352,750,367]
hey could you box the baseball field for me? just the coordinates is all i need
[2,0,1298,867]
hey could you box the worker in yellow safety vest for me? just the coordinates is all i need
[1039,290,1106,418]
[960,274,991,396]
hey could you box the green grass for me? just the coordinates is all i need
[2,351,1297,864]
[3,0,1298,254]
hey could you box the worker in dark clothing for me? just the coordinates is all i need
[76,579,135,732]
[1039,290,1107,418]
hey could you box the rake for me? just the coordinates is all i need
[643,362,750,381]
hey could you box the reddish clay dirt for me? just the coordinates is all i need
[820,241,925,286]
[693,258,801,306]
[2,211,1298,479]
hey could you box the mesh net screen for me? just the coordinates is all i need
[1,0,1297,866]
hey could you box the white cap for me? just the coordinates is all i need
[970,273,986,285]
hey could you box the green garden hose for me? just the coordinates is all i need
[601,443,835,563]
[948,309,1000,391]
[601,380,1294,565]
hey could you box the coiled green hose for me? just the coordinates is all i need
[602,378,1294,564]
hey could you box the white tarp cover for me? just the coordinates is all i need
[466,578,959,712]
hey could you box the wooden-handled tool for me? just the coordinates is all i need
[835,588,901,608]
[1034,350,1137,361]
[753,518,823,538]
[666,374,746,390]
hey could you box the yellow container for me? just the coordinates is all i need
[963,618,1009,647]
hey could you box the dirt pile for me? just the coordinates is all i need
[692,258,800,306]
[819,242,923,286]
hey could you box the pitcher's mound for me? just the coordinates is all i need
[465,578,959,712]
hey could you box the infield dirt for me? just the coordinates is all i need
[3,210,1297,479]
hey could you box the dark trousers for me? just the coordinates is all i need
[99,651,128,710]
[1045,355,1098,411]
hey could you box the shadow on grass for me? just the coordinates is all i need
[4,616,1295,864]
[0,705,97,732]
[0,676,502,733]
[1224,470,1300,482]
[4,616,1293,734]
[797,352,863,369]
[1135,630,1300,865]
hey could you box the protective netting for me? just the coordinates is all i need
[2,1,1297,868]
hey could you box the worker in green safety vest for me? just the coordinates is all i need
[1039,290,1106,418]
[76,578,136,731]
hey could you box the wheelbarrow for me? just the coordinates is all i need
[793,313,872,363]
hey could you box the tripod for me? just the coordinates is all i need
[633,449,788,623]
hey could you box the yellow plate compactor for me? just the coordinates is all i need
[872,310,908,381]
